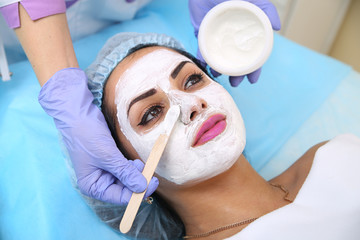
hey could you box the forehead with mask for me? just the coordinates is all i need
[103,46,246,186]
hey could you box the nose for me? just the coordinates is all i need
[169,91,207,125]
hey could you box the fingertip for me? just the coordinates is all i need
[144,177,159,198]
[272,20,281,31]
[270,7,281,31]
[268,8,281,31]
[131,175,148,193]
[248,76,259,84]
[197,48,205,63]
[258,3,281,31]
[230,76,245,87]
[151,176,159,189]
[247,68,262,84]
[210,68,221,78]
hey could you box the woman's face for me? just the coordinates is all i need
[104,46,246,186]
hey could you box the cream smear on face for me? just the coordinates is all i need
[115,49,246,185]
[204,9,265,72]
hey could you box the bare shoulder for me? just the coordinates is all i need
[270,140,329,199]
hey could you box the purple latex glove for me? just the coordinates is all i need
[189,0,281,86]
[38,68,159,205]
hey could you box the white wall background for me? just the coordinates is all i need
[271,0,351,54]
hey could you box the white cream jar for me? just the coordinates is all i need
[198,1,273,76]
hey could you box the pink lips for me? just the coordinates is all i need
[192,114,227,147]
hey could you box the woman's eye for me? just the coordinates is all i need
[138,105,163,126]
[184,73,204,90]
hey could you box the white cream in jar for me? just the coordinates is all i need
[198,1,273,76]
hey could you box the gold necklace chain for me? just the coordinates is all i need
[183,217,258,239]
[183,183,293,239]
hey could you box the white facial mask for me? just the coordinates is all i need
[115,49,246,185]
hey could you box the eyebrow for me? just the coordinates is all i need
[127,88,157,116]
[171,60,191,79]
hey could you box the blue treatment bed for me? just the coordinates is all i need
[1,0,360,239]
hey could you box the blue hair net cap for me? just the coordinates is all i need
[86,32,185,108]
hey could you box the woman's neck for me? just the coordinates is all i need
[158,155,291,239]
